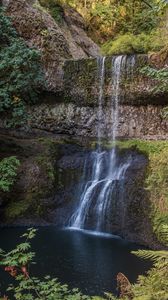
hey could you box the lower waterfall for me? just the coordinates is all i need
[68,55,135,233]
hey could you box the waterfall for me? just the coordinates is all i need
[111,55,126,141]
[97,56,105,146]
[68,55,135,233]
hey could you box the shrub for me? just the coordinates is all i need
[39,0,64,23]
[101,31,166,55]
[141,65,168,93]
[0,156,20,192]
[0,7,43,127]
[0,229,97,300]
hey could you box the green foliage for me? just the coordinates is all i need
[39,0,64,23]
[38,0,167,45]
[136,66,168,245]
[0,156,20,192]
[4,200,31,220]
[103,139,168,246]
[0,229,97,300]
[161,107,168,119]
[140,142,168,247]
[89,0,158,40]
[0,228,167,300]
[141,66,168,92]
[0,7,43,127]
[35,1,168,55]
[0,228,36,268]
[132,245,168,299]
[61,0,167,45]
[101,30,166,55]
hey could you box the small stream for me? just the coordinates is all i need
[0,227,151,297]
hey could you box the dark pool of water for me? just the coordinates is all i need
[0,227,151,296]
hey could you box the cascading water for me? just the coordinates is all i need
[69,55,135,233]
[97,56,105,146]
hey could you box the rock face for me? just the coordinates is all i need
[63,55,168,106]
[27,103,167,139]
[3,0,100,91]
[1,2,167,139]
[0,54,165,139]
[0,134,89,226]
[1,52,167,139]
[21,55,166,140]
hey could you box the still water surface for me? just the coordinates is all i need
[0,227,151,296]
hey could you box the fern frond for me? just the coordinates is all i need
[104,293,117,300]
[132,249,168,262]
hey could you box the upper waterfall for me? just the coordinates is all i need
[111,55,127,141]
[97,56,105,146]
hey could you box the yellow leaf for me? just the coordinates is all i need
[120,6,126,17]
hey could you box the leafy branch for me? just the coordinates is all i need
[0,156,20,192]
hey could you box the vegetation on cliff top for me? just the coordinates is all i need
[39,0,168,55]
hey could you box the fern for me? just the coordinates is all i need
[132,230,168,300]
[132,249,168,262]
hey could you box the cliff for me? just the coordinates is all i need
[3,0,100,91]
[0,1,168,250]
[23,55,167,140]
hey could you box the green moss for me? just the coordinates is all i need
[36,155,55,181]
[5,200,30,220]
[96,139,167,154]
[4,189,46,220]
[63,58,98,106]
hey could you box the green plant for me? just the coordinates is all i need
[38,0,167,45]
[101,30,166,55]
[0,156,20,192]
[39,0,64,23]
[161,107,168,119]
[132,246,168,299]
[0,7,44,127]
[0,228,168,300]
[0,229,96,300]
[141,66,168,93]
